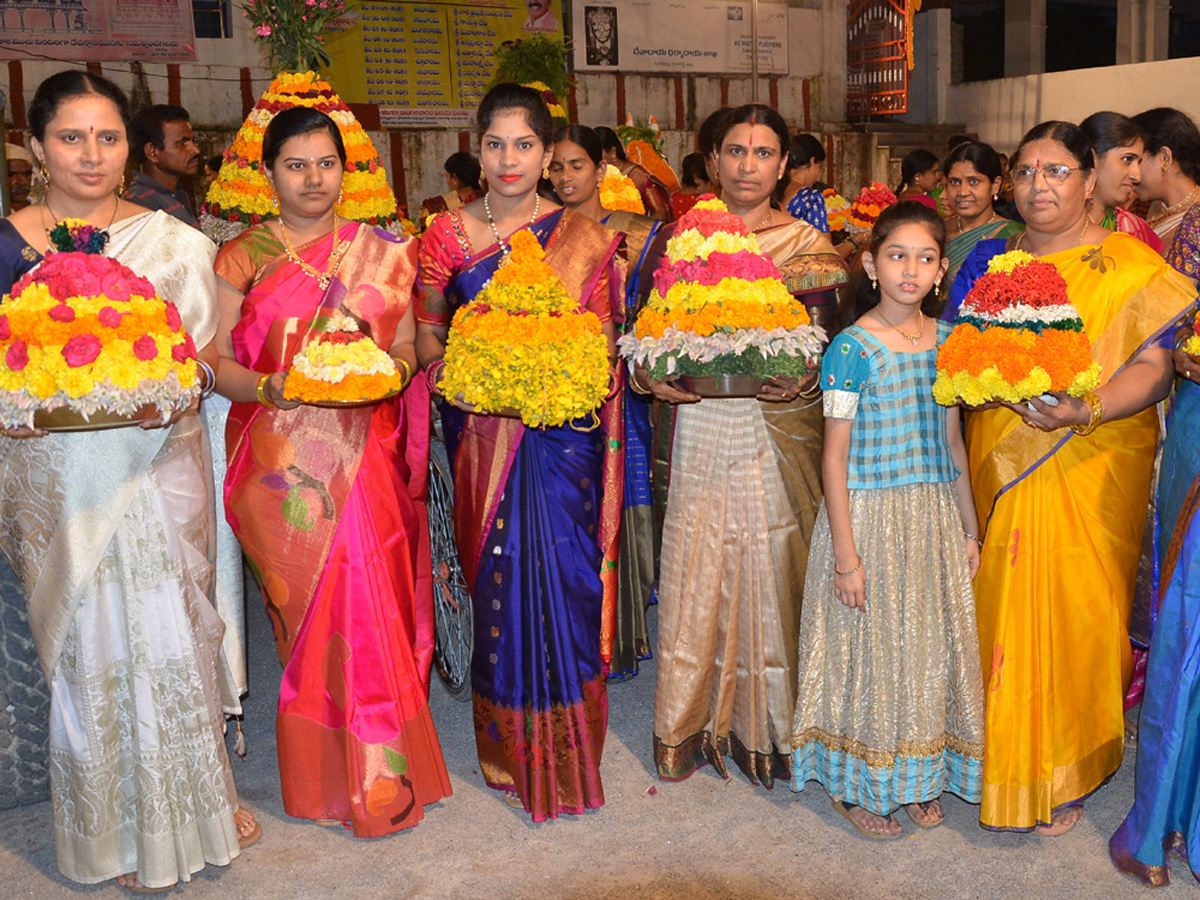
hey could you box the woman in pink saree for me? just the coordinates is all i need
[214,108,450,837]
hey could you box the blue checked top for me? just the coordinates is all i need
[821,319,959,490]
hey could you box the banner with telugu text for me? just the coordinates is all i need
[325,0,564,128]
[570,0,786,75]
[0,0,195,61]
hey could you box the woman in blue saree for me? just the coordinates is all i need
[416,84,623,821]
[1110,205,1200,886]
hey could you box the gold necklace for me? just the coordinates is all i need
[878,308,924,347]
[1148,184,1200,227]
[280,218,345,290]
[1014,213,1090,254]
[483,191,541,255]
[957,210,996,235]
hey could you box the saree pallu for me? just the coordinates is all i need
[418,209,623,821]
[220,222,450,838]
[1110,378,1200,886]
[604,211,664,680]
[0,212,241,888]
[653,220,847,786]
[966,234,1197,831]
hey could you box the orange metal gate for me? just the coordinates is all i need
[847,0,910,118]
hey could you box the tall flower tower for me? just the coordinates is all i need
[200,0,404,244]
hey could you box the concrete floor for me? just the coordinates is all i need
[0,590,1195,900]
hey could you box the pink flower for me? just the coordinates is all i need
[164,302,182,331]
[0,316,9,341]
[98,307,123,328]
[48,303,76,322]
[132,335,158,361]
[171,333,197,362]
[62,334,102,368]
[256,24,272,36]
[6,340,28,371]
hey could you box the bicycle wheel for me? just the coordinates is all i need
[428,435,473,700]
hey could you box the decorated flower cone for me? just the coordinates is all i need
[846,181,897,234]
[0,220,200,429]
[284,312,406,404]
[933,250,1102,406]
[201,0,404,244]
[823,187,852,233]
[617,197,825,388]
[599,165,645,214]
[618,116,680,193]
[441,230,610,427]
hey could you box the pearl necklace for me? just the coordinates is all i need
[484,191,541,255]
[280,218,346,291]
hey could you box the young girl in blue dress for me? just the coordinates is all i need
[790,200,986,839]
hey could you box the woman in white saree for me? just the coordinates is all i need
[0,70,258,893]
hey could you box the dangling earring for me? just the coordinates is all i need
[337,188,344,205]
[116,174,126,197]
[993,192,999,201]
[542,165,550,180]
[38,162,50,189]
[934,278,943,293]
[271,192,279,211]
[871,277,878,291]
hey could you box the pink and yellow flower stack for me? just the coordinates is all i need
[846,181,897,234]
[618,197,825,381]
[201,71,399,243]
[0,220,200,429]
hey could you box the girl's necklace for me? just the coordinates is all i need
[484,191,541,255]
[1148,184,1200,227]
[280,217,345,290]
[878,308,924,347]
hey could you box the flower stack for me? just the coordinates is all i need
[933,250,1101,406]
[846,181,897,233]
[0,220,200,429]
[823,188,851,232]
[599,165,645,214]
[618,197,825,382]
[524,81,568,128]
[201,70,399,244]
[618,116,680,193]
[284,312,404,403]
[441,230,610,427]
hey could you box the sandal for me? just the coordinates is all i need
[1035,805,1082,837]
[234,806,262,849]
[904,799,945,829]
[830,799,904,841]
[115,874,175,894]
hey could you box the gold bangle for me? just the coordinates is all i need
[628,367,652,396]
[833,556,863,577]
[1070,390,1103,436]
[394,356,412,387]
[256,374,275,408]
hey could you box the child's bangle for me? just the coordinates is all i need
[964,532,982,547]
[833,556,863,577]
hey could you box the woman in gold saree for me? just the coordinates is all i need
[948,121,1196,834]
[644,104,847,786]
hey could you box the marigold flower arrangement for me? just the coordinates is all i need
[201,70,400,244]
[933,250,1102,406]
[283,312,404,403]
[823,188,851,232]
[599,165,645,214]
[846,182,897,234]
[1181,332,1200,357]
[440,231,610,427]
[617,116,681,193]
[523,81,568,128]
[0,220,200,429]
[617,197,825,381]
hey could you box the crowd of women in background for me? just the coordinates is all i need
[3,65,1200,893]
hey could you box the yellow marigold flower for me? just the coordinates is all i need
[985,249,1036,275]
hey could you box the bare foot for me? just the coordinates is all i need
[1035,806,1083,836]
[904,799,945,828]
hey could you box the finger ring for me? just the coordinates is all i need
[1024,419,1036,429]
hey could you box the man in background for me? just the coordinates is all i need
[123,104,201,226]
[5,143,33,211]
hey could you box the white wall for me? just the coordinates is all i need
[945,56,1200,151]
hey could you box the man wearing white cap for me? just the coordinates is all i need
[5,143,33,211]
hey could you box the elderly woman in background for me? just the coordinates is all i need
[949,121,1196,835]
[0,69,258,893]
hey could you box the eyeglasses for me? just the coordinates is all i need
[1012,163,1082,185]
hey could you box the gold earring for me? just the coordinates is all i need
[871,277,878,291]
[1163,164,1169,177]
[542,165,550,180]
[337,189,344,205]
[271,193,278,211]
[38,163,50,189]
[116,174,126,197]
